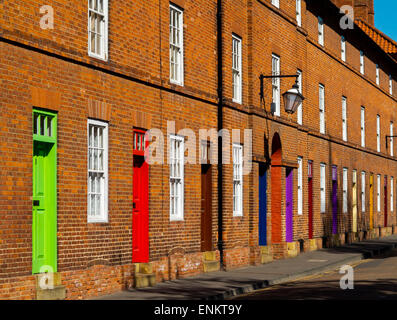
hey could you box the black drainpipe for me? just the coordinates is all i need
[217,0,224,271]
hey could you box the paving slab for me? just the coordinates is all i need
[94,235,397,300]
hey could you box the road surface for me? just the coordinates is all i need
[232,249,397,300]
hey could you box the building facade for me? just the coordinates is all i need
[0,0,396,299]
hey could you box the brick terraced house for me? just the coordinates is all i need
[0,0,396,299]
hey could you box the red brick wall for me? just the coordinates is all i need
[0,0,396,299]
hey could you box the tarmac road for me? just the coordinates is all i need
[232,249,397,300]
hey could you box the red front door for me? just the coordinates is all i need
[132,130,149,263]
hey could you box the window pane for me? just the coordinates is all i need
[40,115,45,136]
[33,113,39,134]
[47,116,52,136]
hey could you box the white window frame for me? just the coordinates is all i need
[360,51,365,75]
[296,0,302,27]
[390,122,394,157]
[320,163,326,213]
[272,54,281,117]
[377,174,381,212]
[391,177,394,212]
[377,115,381,152]
[361,107,365,147]
[297,156,303,215]
[233,144,243,217]
[341,36,346,62]
[88,0,108,61]
[342,96,347,141]
[169,135,184,221]
[232,34,242,104]
[390,75,393,95]
[297,69,303,125]
[318,17,324,46]
[169,4,184,86]
[272,0,279,8]
[87,119,108,223]
[319,84,325,134]
[376,64,380,85]
[343,168,348,214]
[361,171,366,213]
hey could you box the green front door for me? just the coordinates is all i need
[32,109,57,274]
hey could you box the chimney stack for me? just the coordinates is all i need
[332,0,375,26]
[354,0,375,25]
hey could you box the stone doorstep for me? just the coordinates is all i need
[203,260,220,273]
[134,273,156,288]
[35,272,62,288]
[203,251,216,262]
[34,273,65,300]
[260,246,273,264]
[133,263,156,288]
[287,242,298,258]
[134,262,153,274]
[36,285,66,300]
[203,251,220,273]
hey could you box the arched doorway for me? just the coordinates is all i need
[271,133,282,244]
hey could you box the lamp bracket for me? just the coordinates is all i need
[259,74,300,113]
[385,135,397,149]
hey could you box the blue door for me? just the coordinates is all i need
[259,164,267,246]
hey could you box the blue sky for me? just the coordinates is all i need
[374,0,397,41]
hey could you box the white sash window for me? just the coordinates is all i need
[343,168,348,214]
[319,84,325,134]
[272,54,281,116]
[170,4,184,85]
[88,0,108,60]
[88,119,108,223]
[233,144,243,216]
[232,35,242,104]
[170,135,184,221]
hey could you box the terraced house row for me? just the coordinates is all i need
[0,0,396,299]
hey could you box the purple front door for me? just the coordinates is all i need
[332,166,338,235]
[286,168,293,242]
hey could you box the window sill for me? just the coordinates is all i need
[88,219,109,224]
[233,213,243,218]
[88,52,108,62]
[170,79,184,87]
[170,217,184,222]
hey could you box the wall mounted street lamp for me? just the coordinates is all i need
[259,74,305,114]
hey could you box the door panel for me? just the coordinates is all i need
[259,164,267,246]
[285,168,293,243]
[32,141,56,274]
[201,164,212,252]
[132,156,149,263]
[369,175,374,230]
[384,181,388,227]
[352,181,357,233]
[332,167,338,235]
[332,181,338,234]
[308,178,313,239]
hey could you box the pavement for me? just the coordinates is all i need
[95,234,397,300]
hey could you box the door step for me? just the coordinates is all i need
[203,251,220,273]
[260,246,273,264]
[35,273,66,300]
[133,263,156,288]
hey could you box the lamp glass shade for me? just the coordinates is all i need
[282,84,304,114]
